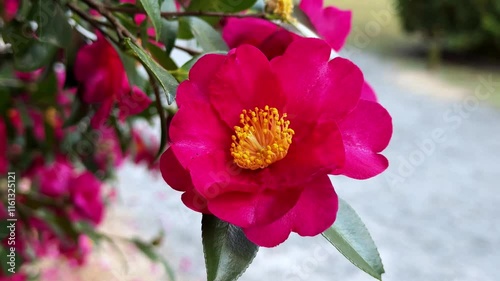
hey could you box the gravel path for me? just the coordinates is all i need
[115,50,500,281]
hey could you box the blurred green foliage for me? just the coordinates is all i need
[396,0,500,55]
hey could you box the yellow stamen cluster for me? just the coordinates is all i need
[230,106,294,170]
[265,0,294,22]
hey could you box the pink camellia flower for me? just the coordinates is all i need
[34,157,74,197]
[222,13,376,101]
[94,127,124,170]
[74,33,151,128]
[131,127,160,171]
[160,38,392,247]
[2,0,19,22]
[223,0,351,53]
[299,0,352,51]
[70,172,105,225]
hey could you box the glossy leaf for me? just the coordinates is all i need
[137,0,162,41]
[123,38,178,104]
[322,199,385,280]
[2,23,57,71]
[184,17,228,52]
[202,215,258,281]
[188,0,258,13]
[31,1,72,48]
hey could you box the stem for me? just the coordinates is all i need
[80,0,137,41]
[67,2,120,45]
[105,5,267,19]
[174,44,201,56]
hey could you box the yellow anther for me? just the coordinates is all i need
[230,106,294,170]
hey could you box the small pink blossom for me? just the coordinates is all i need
[74,33,151,128]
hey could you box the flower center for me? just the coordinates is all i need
[230,106,294,170]
[266,0,294,22]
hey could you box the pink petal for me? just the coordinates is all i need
[299,0,352,51]
[332,100,392,179]
[160,148,192,192]
[170,81,232,169]
[208,188,302,228]
[258,29,299,60]
[117,86,151,120]
[209,45,285,127]
[267,117,345,186]
[176,54,226,108]
[160,148,210,213]
[243,175,338,247]
[361,81,378,102]
[90,99,114,129]
[272,38,363,122]
[222,18,281,49]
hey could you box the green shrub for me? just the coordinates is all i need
[396,0,500,55]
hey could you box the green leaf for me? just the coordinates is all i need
[159,19,178,55]
[123,38,178,104]
[202,215,258,281]
[34,209,79,240]
[132,239,176,281]
[183,17,228,52]
[322,199,385,280]
[31,71,58,107]
[2,23,57,71]
[187,0,258,13]
[31,1,72,48]
[137,0,162,41]
[147,42,178,70]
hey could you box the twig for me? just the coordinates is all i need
[105,5,267,19]
[67,2,120,45]
[80,0,137,41]
[174,44,201,56]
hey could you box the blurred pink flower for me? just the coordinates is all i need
[74,33,151,128]
[131,127,160,171]
[2,0,19,22]
[95,127,124,170]
[70,172,105,225]
[35,157,74,197]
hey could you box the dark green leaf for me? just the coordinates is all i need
[202,215,258,281]
[31,71,58,107]
[322,199,385,280]
[137,0,162,41]
[123,38,178,104]
[159,19,178,55]
[31,1,72,48]
[184,17,228,52]
[2,21,57,71]
[0,220,9,240]
[188,0,258,13]
[147,42,178,70]
[34,209,79,241]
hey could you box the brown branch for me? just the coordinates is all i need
[80,0,137,41]
[174,44,201,56]
[105,5,267,19]
[67,2,120,45]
